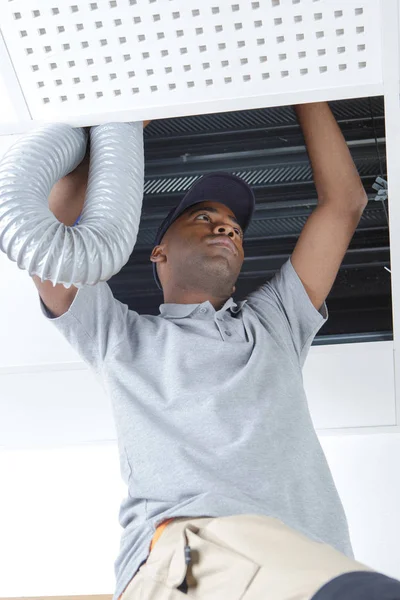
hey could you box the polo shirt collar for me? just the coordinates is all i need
[159,296,247,319]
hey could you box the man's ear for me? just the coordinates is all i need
[150,245,166,264]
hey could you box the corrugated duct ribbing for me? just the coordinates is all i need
[0,121,144,288]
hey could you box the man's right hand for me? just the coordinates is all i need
[33,120,151,315]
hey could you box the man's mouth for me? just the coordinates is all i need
[208,237,237,255]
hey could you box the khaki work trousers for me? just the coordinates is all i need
[120,514,373,599]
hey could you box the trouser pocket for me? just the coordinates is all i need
[164,523,260,599]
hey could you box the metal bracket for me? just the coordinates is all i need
[371,177,391,274]
[372,176,388,202]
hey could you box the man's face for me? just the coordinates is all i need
[151,201,245,296]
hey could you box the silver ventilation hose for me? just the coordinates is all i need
[0,121,144,288]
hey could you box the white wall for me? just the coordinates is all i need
[0,433,399,597]
[319,433,400,579]
[0,443,123,597]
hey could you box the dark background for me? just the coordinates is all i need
[108,96,391,346]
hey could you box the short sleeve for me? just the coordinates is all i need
[245,257,328,368]
[39,281,135,373]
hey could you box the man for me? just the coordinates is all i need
[33,103,400,600]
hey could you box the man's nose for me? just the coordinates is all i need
[213,222,235,236]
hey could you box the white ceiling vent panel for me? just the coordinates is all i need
[0,0,382,133]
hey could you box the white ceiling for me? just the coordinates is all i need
[1,0,400,446]
[0,0,384,133]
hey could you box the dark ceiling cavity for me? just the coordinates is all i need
[108,96,391,346]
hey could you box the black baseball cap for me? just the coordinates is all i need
[152,172,255,291]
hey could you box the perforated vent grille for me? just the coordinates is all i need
[1,0,382,122]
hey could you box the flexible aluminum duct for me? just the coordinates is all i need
[0,121,144,288]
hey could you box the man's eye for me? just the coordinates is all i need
[196,214,242,237]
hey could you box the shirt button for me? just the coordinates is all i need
[225,330,232,336]
[200,308,207,314]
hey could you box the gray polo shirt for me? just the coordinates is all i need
[39,257,353,600]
